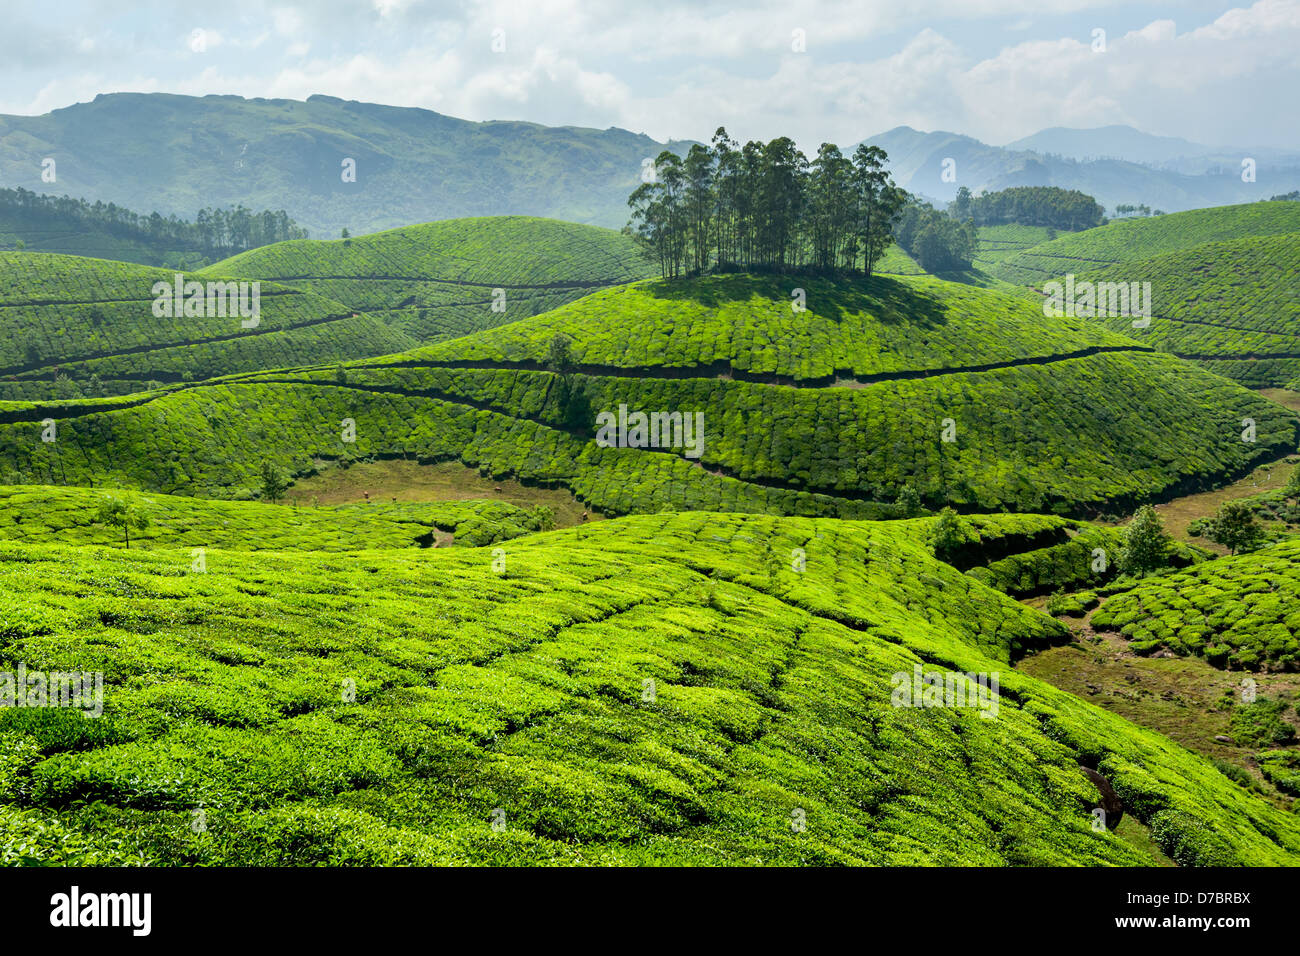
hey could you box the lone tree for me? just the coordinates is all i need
[94,496,151,549]
[260,461,289,503]
[930,507,972,563]
[1119,505,1172,575]
[1205,501,1266,555]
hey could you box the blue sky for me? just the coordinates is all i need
[2,0,1297,150]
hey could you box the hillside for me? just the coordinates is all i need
[0,485,554,550]
[1092,538,1300,671]
[0,252,413,399]
[4,510,1297,865]
[989,201,1300,286]
[0,93,688,236]
[207,217,656,341]
[3,273,1292,518]
[1080,233,1300,387]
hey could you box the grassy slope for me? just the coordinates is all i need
[0,485,551,550]
[2,510,1296,866]
[405,273,1141,379]
[206,216,657,341]
[2,272,1293,518]
[991,201,1300,286]
[0,251,412,398]
[1092,538,1300,670]
[1080,233,1300,387]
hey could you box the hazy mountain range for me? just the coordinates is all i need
[1,93,1298,237]
[864,125,1300,212]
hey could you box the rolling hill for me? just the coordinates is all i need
[0,485,553,550]
[207,216,657,341]
[0,251,413,399]
[1081,232,1300,387]
[3,509,1297,865]
[1092,537,1300,671]
[988,200,1300,286]
[2,272,1292,518]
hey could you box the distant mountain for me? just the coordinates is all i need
[1005,125,1300,175]
[862,126,1300,213]
[0,93,687,236]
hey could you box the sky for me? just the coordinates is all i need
[1,0,1297,151]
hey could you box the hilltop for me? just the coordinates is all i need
[4,510,1297,865]
[4,272,1291,518]
[207,216,656,341]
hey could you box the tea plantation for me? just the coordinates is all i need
[0,252,411,398]
[0,485,552,550]
[208,217,657,341]
[1092,537,1300,670]
[990,201,1300,286]
[0,272,1293,518]
[1082,233,1300,387]
[3,511,1297,865]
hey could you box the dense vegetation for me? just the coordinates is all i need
[628,131,904,277]
[895,199,978,272]
[209,217,655,341]
[3,510,1297,865]
[0,485,551,550]
[951,186,1104,231]
[0,252,411,398]
[989,200,1300,286]
[2,272,1292,520]
[0,187,307,266]
[1080,233,1300,387]
[1092,538,1300,670]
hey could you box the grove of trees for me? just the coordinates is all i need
[627,129,906,278]
[0,187,308,259]
[950,186,1105,231]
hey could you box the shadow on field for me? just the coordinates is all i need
[642,272,948,327]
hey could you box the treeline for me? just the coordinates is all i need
[950,186,1104,231]
[0,187,308,258]
[897,199,978,272]
[627,129,905,278]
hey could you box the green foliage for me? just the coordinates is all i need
[962,186,1104,231]
[209,216,655,341]
[0,485,545,551]
[0,251,410,397]
[1230,699,1297,747]
[0,509,1297,865]
[1045,591,1100,617]
[1081,232,1300,387]
[0,186,306,266]
[259,461,290,503]
[1204,500,1268,555]
[931,507,974,562]
[991,200,1300,286]
[1257,750,1300,796]
[92,495,151,548]
[1093,538,1300,670]
[1119,506,1172,576]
